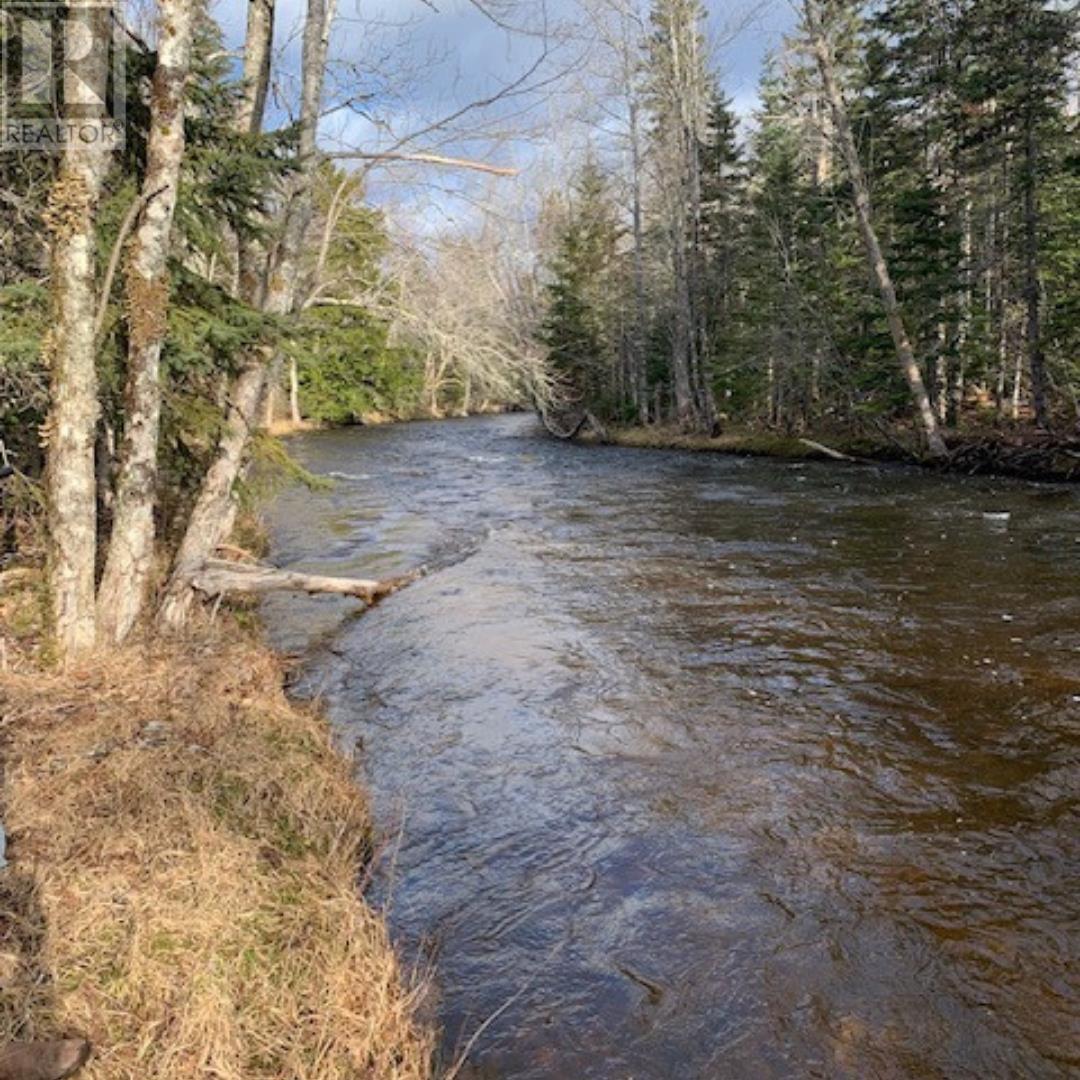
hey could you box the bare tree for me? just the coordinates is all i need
[383,220,556,416]
[585,0,652,422]
[647,0,718,431]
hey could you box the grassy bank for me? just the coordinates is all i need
[0,583,433,1079]
[593,425,1080,481]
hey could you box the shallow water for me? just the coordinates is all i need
[265,414,1080,1078]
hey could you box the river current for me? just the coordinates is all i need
[264,414,1080,1079]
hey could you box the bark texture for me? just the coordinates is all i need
[236,0,275,305]
[97,0,195,644]
[43,0,114,660]
[236,0,275,136]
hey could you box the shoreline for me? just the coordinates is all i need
[584,425,1080,483]
[0,582,434,1079]
[268,404,521,439]
[270,411,1080,484]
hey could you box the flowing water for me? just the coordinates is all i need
[264,414,1080,1078]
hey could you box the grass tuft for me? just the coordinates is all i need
[0,627,434,1079]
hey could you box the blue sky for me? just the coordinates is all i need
[214,0,797,227]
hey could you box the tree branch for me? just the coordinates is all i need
[325,150,518,176]
[93,185,168,344]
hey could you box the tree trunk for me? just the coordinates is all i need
[806,1,948,459]
[97,0,195,644]
[670,216,697,430]
[43,0,115,660]
[191,559,421,605]
[236,0,274,136]
[159,0,336,629]
[628,96,649,424]
[289,357,302,423]
[158,358,267,627]
[236,0,275,306]
[1022,108,1049,428]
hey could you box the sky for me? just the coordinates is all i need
[215,0,797,232]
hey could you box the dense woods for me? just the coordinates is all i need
[540,0,1079,453]
[0,0,1077,663]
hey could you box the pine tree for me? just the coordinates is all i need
[541,160,620,407]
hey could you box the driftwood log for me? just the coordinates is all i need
[191,559,423,606]
[0,1039,90,1080]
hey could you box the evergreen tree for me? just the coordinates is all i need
[541,160,620,407]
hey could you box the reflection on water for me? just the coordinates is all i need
[264,414,1080,1078]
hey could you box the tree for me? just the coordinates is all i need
[97,0,197,644]
[541,160,620,406]
[803,0,948,457]
[159,0,338,628]
[645,0,716,430]
[42,0,116,659]
[959,0,1076,428]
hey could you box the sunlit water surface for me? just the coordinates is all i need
[264,414,1080,1078]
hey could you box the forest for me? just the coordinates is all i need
[1,0,1077,657]
[541,0,1079,462]
[0,0,1078,1077]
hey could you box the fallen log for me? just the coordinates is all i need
[190,559,423,605]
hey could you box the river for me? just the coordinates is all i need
[264,413,1080,1079]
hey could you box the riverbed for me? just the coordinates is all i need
[264,413,1080,1078]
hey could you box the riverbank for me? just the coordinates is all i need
[268,403,519,439]
[591,424,1080,481]
[0,579,433,1079]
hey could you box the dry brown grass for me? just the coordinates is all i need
[0,625,434,1079]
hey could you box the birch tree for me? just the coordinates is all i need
[646,0,718,431]
[42,0,115,659]
[96,0,197,644]
[159,0,337,628]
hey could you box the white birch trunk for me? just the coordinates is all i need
[289,357,302,423]
[43,0,115,660]
[236,0,275,305]
[236,0,274,136]
[97,0,195,644]
[160,0,336,629]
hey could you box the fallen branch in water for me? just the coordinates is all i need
[191,559,424,605]
[798,438,858,462]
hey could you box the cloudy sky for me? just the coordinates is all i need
[215,0,797,229]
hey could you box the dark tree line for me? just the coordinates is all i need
[540,0,1079,452]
